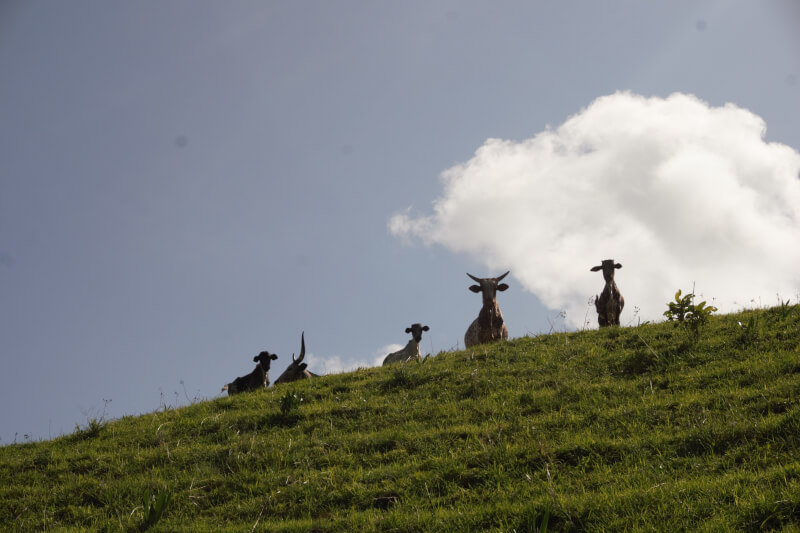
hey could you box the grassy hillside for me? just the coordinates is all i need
[2,305,800,532]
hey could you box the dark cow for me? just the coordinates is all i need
[274,332,319,384]
[591,259,624,327]
[221,351,278,395]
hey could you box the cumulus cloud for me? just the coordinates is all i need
[305,344,401,374]
[372,344,404,366]
[390,92,800,328]
[303,353,356,375]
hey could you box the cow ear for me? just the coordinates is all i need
[469,285,481,293]
[271,353,278,360]
[497,283,509,291]
[253,355,260,362]
[615,263,623,269]
[299,363,308,371]
[405,327,412,333]
[590,265,602,271]
[423,325,429,331]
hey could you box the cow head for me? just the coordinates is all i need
[253,351,278,370]
[405,323,430,343]
[590,260,622,283]
[467,271,510,306]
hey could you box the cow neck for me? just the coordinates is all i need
[603,279,619,297]
[479,300,503,326]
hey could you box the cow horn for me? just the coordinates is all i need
[495,271,510,282]
[466,272,482,282]
[295,331,305,364]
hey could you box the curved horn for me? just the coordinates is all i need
[296,331,305,364]
[466,272,482,282]
[495,271,510,282]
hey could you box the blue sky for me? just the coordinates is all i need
[1,1,798,442]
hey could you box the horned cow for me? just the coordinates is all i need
[274,332,319,384]
[464,271,510,348]
[383,323,430,365]
[591,259,624,327]
[221,351,278,395]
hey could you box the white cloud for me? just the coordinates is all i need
[371,344,405,366]
[303,344,404,374]
[390,92,800,328]
[303,353,355,375]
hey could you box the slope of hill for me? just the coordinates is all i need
[2,305,799,531]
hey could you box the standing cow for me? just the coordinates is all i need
[591,259,624,327]
[464,271,510,348]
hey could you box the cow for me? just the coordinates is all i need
[464,271,510,348]
[591,259,624,327]
[221,351,278,395]
[382,323,430,365]
[273,332,319,384]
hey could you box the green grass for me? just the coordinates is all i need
[2,305,800,531]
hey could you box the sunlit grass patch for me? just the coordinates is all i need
[1,304,799,530]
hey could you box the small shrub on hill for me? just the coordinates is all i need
[279,391,303,417]
[663,289,718,338]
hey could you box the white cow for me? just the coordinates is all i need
[383,323,430,365]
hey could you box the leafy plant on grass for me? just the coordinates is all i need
[517,506,551,532]
[777,298,793,318]
[69,398,112,441]
[279,391,303,417]
[70,418,105,441]
[140,487,171,531]
[736,315,761,346]
[766,298,794,321]
[663,289,718,338]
